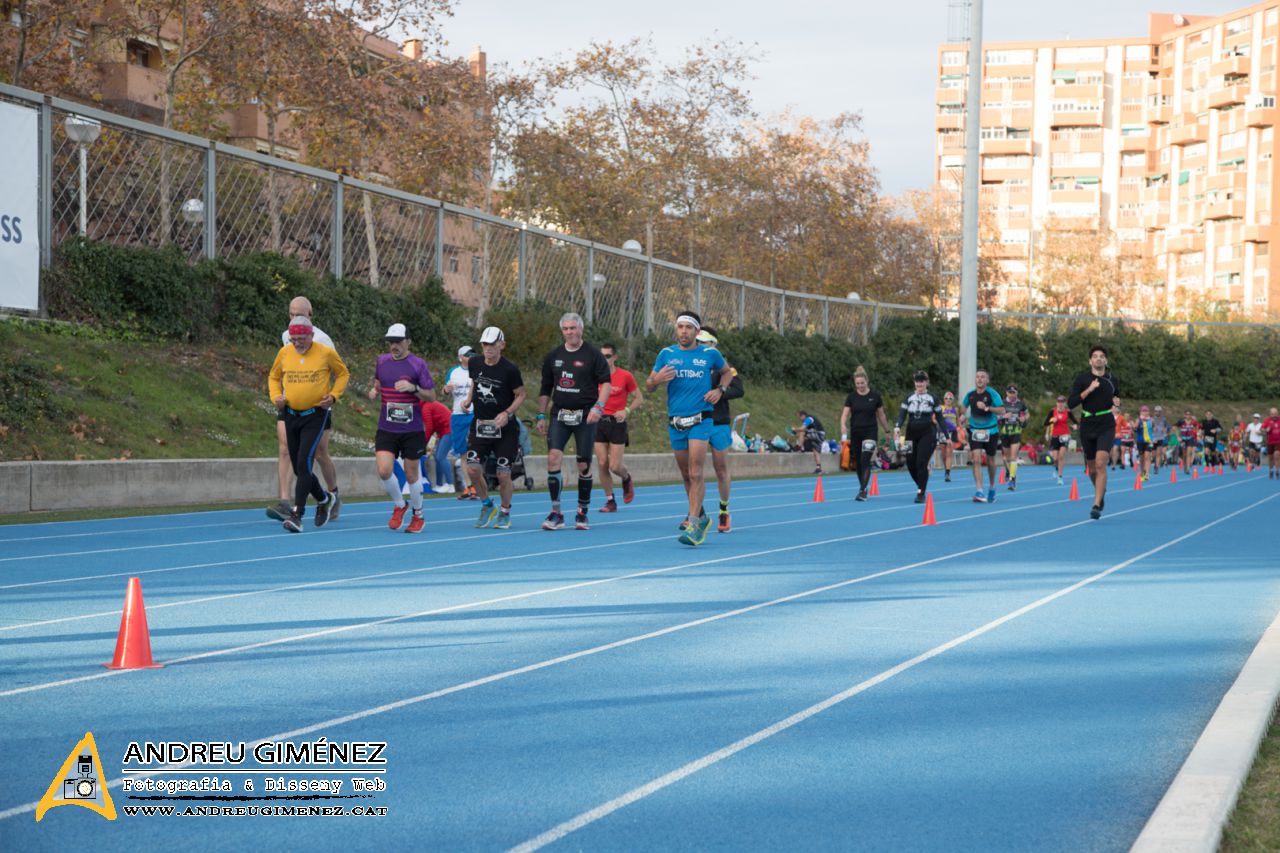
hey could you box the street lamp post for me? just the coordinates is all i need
[63,116,101,236]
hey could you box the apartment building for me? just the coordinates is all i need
[936,4,1280,317]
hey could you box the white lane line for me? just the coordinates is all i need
[507,491,1279,853]
[0,477,832,543]
[0,481,1064,627]
[0,480,1252,821]
[0,485,1086,697]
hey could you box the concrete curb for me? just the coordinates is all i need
[1130,605,1280,852]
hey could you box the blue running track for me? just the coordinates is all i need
[1,467,1277,851]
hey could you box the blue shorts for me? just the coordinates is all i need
[708,423,733,451]
[668,418,715,451]
[450,414,473,455]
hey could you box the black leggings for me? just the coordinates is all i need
[285,408,329,516]
[850,428,878,492]
[905,423,938,493]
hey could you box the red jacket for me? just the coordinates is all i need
[419,401,452,442]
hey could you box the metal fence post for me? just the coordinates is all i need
[822,298,830,339]
[643,255,653,335]
[694,272,702,315]
[779,292,786,332]
[434,204,445,281]
[873,303,881,335]
[737,284,745,329]
[203,141,217,260]
[331,177,344,279]
[39,98,52,271]
[586,245,595,324]
[517,226,527,303]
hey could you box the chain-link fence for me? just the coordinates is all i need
[5,81,1275,342]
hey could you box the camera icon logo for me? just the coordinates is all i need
[62,755,97,800]
[37,735,117,822]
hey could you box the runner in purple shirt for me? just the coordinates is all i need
[366,324,435,533]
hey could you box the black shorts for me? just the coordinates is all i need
[277,408,332,430]
[999,432,1022,449]
[467,422,520,471]
[375,429,426,460]
[1080,415,1117,459]
[1051,435,1071,450]
[547,410,598,461]
[595,415,629,446]
[802,431,826,452]
[967,427,1000,457]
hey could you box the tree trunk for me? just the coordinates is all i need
[267,112,282,253]
[362,190,380,288]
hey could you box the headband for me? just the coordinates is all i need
[676,314,701,330]
[288,324,313,336]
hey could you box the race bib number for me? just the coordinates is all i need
[556,409,584,426]
[971,429,990,443]
[385,401,415,424]
[476,421,502,439]
[669,414,703,431]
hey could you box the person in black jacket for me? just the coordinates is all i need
[1066,344,1120,520]
[894,370,944,503]
[697,328,744,533]
[796,410,827,474]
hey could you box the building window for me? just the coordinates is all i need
[1125,45,1151,60]
[126,39,158,69]
[447,256,459,274]
[942,50,966,66]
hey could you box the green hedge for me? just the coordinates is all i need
[45,238,471,356]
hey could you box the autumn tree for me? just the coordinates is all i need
[1034,221,1134,315]
[0,0,115,94]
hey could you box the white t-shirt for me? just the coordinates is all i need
[1246,421,1265,444]
[445,365,473,415]
[281,325,334,349]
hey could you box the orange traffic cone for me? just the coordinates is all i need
[1133,471,1143,491]
[1068,478,1080,501]
[104,577,162,670]
[1247,462,1253,473]
[1170,469,1177,483]
[998,468,1006,485]
[1193,467,1199,480]
[869,473,880,497]
[813,476,825,503]
[921,493,937,526]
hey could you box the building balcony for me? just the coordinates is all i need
[1246,102,1275,127]
[1049,131,1103,153]
[1119,133,1150,152]
[1216,256,1245,275]
[1051,109,1103,127]
[1146,104,1172,124]
[983,243,1030,259]
[1118,239,1147,256]
[936,113,965,130]
[1244,224,1270,242]
[1053,82,1104,101]
[981,138,1032,155]
[981,166,1033,182]
[1166,232,1205,253]
[1204,199,1246,220]
[100,62,166,118]
[980,187,1032,206]
[1208,84,1249,109]
[980,107,1034,127]
[1207,171,1248,193]
[1143,211,1169,230]
[1050,162,1103,179]
[1045,215,1100,231]
[1049,188,1102,204]
[936,87,966,106]
[1210,55,1250,79]
[1169,123,1208,145]
[1144,77,1174,99]
[1141,185,1169,203]
[997,214,1033,229]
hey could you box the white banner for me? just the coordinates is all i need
[0,101,40,312]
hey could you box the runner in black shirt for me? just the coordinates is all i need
[536,313,612,531]
[840,366,892,501]
[1201,411,1223,467]
[465,326,526,529]
[894,370,943,503]
[1066,344,1120,520]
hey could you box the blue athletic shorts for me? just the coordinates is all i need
[668,418,715,451]
[450,414,473,455]
[708,423,733,451]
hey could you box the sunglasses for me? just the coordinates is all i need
[385,337,406,344]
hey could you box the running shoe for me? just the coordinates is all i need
[1056,476,1064,486]
[973,491,987,503]
[1090,504,1102,520]
[987,488,996,504]
[266,500,292,521]
[678,513,712,546]
[475,502,498,528]
[855,490,868,502]
[717,511,731,533]
[314,494,333,528]
[600,498,619,513]
[944,473,951,482]
[814,466,822,475]
[435,483,456,494]
[622,476,635,504]
[405,512,425,534]
[678,517,690,532]
[574,510,589,530]
[1007,478,1016,491]
[458,487,478,501]
[282,514,303,533]
[914,491,925,504]
[327,491,342,521]
[493,511,512,529]
[389,504,408,530]
[541,511,565,531]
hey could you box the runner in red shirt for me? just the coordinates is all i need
[421,399,454,492]
[1112,407,1134,470]
[1176,411,1200,474]
[1042,395,1077,485]
[594,343,644,512]
[1263,407,1280,479]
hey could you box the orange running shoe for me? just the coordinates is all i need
[717,511,731,533]
[600,498,618,513]
[389,504,408,530]
[622,475,635,504]
[405,512,424,534]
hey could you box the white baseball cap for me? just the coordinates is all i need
[479,326,504,344]
[457,345,474,358]
[384,323,407,339]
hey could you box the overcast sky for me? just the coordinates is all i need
[441,0,1250,197]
